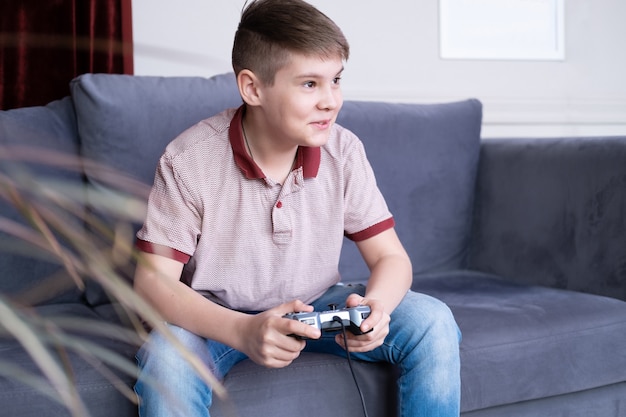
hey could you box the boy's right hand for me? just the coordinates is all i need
[235,300,321,368]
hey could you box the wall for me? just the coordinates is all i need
[132,0,626,138]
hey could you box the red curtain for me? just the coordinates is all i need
[0,0,133,110]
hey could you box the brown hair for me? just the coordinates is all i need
[232,0,350,85]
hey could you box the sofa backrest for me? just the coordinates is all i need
[337,100,483,281]
[469,136,626,301]
[1,73,483,306]
[0,97,86,305]
[70,73,243,188]
[70,73,244,305]
[70,73,483,290]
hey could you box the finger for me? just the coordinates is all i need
[350,325,388,349]
[279,334,308,352]
[301,322,322,339]
[335,319,389,351]
[259,328,306,356]
[360,300,385,333]
[256,345,303,368]
[335,332,381,352]
[284,319,321,340]
[292,299,314,313]
[279,299,314,315]
[345,293,364,308]
[279,311,321,340]
[344,294,382,332]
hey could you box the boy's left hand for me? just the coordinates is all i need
[335,293,390,352]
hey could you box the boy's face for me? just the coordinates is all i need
[257,53,344,149]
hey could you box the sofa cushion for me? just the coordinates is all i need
[69,73,243,305]
[411,271,626,412]
[460,383,626,417]
[0,97,85,305]
[70,72,242,187]
[211,352,398,417]
[469,137,626,301]
[337,100,483,281]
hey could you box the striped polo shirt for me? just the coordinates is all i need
[136,106,394,311]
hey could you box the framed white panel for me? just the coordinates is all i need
[439,0,565,60]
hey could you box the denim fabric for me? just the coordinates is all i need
[134,284,461,417]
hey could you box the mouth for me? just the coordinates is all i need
[311,119,332,129]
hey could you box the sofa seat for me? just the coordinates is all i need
[207,271,626,417]
[0,303,138,417]
[211,352,398,417]
[412,271,626,413]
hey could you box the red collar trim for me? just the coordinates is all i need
[229,106,320,180]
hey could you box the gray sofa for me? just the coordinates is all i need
[1,72,625,417]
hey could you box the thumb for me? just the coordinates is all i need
[282,299,314,315]
[345,293,365,308]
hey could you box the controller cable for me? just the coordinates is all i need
[333,316,370,417]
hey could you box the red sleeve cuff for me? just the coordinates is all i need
[345,217,395,242]
[135,239,191,264]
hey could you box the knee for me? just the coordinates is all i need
[426,296,460,342]
[137,324,208,379]
[396,292,461,347]
[135,325,212,415]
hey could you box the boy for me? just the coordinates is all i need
[133,0,461,416]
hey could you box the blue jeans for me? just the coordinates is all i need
[134,284,461,417]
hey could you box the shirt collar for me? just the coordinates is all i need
[230,105,320,180]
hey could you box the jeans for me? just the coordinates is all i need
[134,284,461,417]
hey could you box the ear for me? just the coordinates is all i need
[237,69,262,106]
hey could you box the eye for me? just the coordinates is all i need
[303,81,316,88]
[332,77,342,85]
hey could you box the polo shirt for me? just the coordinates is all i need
[136,106,394,311]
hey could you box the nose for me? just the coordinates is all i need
[318,84,342,111]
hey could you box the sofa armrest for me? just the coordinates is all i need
[468,136,626,301]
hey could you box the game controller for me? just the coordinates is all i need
[284,305,372,337]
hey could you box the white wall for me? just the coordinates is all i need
[132,0,626,138]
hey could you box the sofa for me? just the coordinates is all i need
[1,72,625,417]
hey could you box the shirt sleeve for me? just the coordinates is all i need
[135,151,201,262]
[342,135,395,241]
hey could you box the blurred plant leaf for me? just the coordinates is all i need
[0,146,231,416]
[0,296,90,417]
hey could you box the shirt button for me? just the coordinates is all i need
[276,201,283,208]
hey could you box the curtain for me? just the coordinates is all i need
[0,0,133,110]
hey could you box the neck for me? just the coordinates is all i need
[242,116,298,184]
